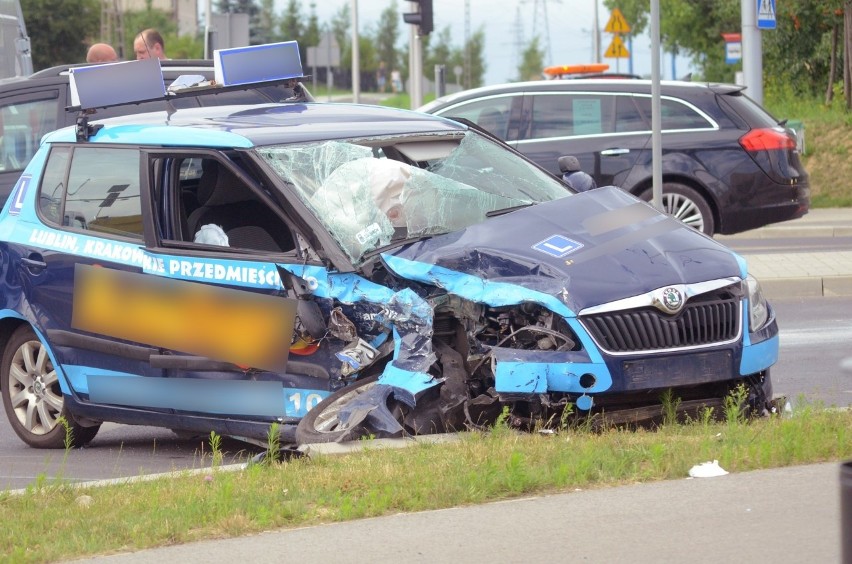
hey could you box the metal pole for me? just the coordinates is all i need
[412,33,422,108]
[593,0,601,63]
[650,0,663,210]
[435,64,446,98]
[326,32,332,102]
[741,0,763,105]
[204,0,212,58]
[351,0,360,103]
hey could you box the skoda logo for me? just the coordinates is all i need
[655,286,685,314]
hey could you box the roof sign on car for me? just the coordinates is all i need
[213,40,303,87]
[66,41,311,141]
[69,58,166,111]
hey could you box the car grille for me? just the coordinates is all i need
[581,296,741,354]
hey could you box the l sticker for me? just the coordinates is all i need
[532,234,584,258]
[8,175,31,216]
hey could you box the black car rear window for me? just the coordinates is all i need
[633,96,715,130]
[717,92,779,129]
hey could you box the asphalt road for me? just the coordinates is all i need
[80,462,845,564]
[0,295,849,492]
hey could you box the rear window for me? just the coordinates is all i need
[633,96,715,130]
[717,92,780,129]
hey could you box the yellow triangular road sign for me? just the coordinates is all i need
[604,8,631,34]
[604,35,630,59]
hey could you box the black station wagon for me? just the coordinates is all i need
[419,79,810,236]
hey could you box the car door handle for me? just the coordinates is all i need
[600,148,630,156]
[21,255,47,274]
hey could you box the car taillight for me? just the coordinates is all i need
[739,127,796,152]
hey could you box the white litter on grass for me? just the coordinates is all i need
[688,459,729,478]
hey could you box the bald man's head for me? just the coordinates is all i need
[87,43,118,64]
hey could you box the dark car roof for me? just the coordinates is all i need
[0,59,218,86]
[419,79,747,113]
[48,102,468,147]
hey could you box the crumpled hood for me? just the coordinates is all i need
[387,187,743,313]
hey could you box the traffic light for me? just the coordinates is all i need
[403,0,433,36]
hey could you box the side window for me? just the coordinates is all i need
[615,95,648,132]
[528,94,615,139]
[0,96,59,173]
[633,96,714,130]
[158,155,296,254]
[438,97,514,140]
[38,147,72,224]
[529,94,572,139]
[64,148,143,239]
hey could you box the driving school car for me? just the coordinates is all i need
[0,46,778,449]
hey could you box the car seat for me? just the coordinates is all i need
[187,160,294,252]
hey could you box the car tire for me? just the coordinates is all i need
[640,183,715,236]
[1,326,99,448]
[295,374,390,444]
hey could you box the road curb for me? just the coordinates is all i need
[759,275,852,299]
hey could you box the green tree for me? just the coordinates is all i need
[374,1,402,78]
[517,36,545,81]
[280,0,303,43]
[255,0,281,45]
[601,0,845,95]
[463,28,487,88]
[22,0,100,69]
[303,2,321,49]
[330,2,351,49]
[762,2,843,99]
[329,3,354,86]
[424,26,454,82]
[122,8,176,60]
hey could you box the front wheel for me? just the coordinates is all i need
[1,326,100,448]
[639,183,715,236]
[296,375,403,444]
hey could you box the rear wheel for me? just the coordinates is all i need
[1,326,100,448]
[640,183,715,236]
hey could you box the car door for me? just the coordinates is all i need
[18,144,330,429]
[0,87,62,203]
[515,91,650,185]
[133,149,332,420]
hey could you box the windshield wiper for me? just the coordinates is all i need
[363,233,437,258]
[486,202,535,217]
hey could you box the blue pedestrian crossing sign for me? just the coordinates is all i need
[757,0,776,30]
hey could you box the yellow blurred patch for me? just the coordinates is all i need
[72,264,297,372]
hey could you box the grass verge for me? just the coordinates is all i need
[1,403,850,562]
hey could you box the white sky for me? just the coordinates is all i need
[273,0,695,85]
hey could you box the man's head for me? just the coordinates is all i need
[86,43,118,64]
[134,29,166,60]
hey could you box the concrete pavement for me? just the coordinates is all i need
[717,208,852,298]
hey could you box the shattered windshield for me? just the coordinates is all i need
[257,132,571,263]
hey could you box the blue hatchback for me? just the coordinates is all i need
[0,63,779,448]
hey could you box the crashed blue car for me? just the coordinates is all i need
[0,61,778,449]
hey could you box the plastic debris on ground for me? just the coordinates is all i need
[688,459,729,478]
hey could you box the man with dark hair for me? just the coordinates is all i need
[134,29,167,60]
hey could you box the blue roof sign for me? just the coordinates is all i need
[213,41,304,87]
[69,58,165,110]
